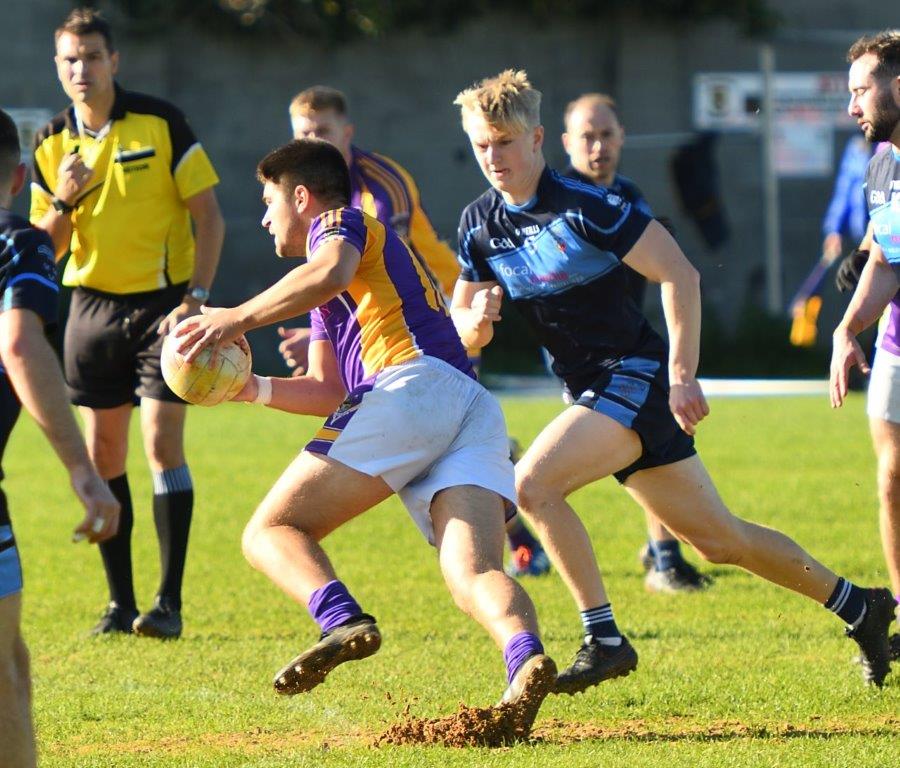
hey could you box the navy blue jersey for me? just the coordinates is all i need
[457,167,658,391]
[561,167,653,217]
[0,210,59,524]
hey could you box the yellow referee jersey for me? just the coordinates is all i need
[30,85,219,294]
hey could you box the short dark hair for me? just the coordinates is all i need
[0,109,21,181]
[848,30,900,80]
[564,93,620,127]
[289,86,349,118]
[257,139,351,206]
[55,7,115,53]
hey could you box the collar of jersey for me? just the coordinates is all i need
[64,82,128,134]
[504,195,537,213]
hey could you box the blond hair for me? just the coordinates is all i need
[454,70,542,134]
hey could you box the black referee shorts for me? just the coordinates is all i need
[64,283,188,408]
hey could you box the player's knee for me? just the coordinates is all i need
[515,471,555,517]
[686,522,745,565]
[876,460,900,506]
[0,634,29,696]
[144,434,184,470]
[87,433,127,476]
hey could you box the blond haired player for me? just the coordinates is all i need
[451,69,895,692]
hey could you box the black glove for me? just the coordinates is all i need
[835,249,869,293]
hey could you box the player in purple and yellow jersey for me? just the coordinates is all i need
[173,139,556,737]
[451,69,894,693]
[282,85,551,579]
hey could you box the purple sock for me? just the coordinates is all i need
[504,631,544,684]
[307,580,362,633]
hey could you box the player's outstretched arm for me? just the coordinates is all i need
[830,242,899,408]
[177,239,361,362]
[450,280,503,349]
[0,308,119,542]
[231,339,346,416]
[623,220,708,435]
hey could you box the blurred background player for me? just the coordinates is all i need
[452,69,895,693]
[175,139,556,736]
[280,85,550,577]
[0,107,119,768]
[830,29,900,661]
[30,8,224,638]
[561,92,711,593]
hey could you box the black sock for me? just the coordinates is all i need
[152,465,193,611]
[99,474,136,610]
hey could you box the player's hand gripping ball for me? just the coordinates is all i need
[161,323,252,406]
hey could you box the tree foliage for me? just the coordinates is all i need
[100,0,779,42]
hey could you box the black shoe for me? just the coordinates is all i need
[273,613,381,695]
[91,602,139,635]
[554,635,638,695]
[132,596,183,639]
[498,653,557,739]
[890,633,900,662]
[846,588,894,687]
[644,561,713,593]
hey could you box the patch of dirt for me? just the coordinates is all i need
[375,703,526,748]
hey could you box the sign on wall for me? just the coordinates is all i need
[693,72,855,178]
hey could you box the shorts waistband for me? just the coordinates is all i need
[74,282,188,302]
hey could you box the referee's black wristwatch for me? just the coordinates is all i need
[185,286,210,303]
[51,196,75,214]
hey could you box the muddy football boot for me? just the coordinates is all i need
[554,635,638,695]
[273,613,381,695]
[498,653,557,739]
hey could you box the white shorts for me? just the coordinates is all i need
[867,347,900,424]
[304,356,516,544]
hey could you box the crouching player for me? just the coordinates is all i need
[450,70,895,691]
[175,139,556,734]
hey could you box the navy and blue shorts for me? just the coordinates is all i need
[0,517,22,599]
[64,283,188,408]
[572,354,696,484]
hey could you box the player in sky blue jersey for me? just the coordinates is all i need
[830,30,900,661]
[451,69,895,693]
[0,108,119,768]
[560,92,711,593]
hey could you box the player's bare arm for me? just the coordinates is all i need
[450,279,503,348]
[831,241,899,407]
[232,338,346,415]
[36,152,95,259]
[623,220,708,435]
[159,187,225,335]
[0,307,119,543]
[177,239,361,361]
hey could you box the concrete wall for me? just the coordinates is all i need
[4,1,898,371]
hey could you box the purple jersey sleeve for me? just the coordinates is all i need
[307,207,368,258]
[309,308,328,342]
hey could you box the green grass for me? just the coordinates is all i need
[5,393,899,767]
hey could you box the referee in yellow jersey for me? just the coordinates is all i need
[30,8,224,639]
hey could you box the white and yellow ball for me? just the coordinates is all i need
[161,330,251,406]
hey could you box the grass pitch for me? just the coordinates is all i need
[5,392,899,766]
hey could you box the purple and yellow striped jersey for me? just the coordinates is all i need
[349,146,459,296]
[308,207,473,393]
